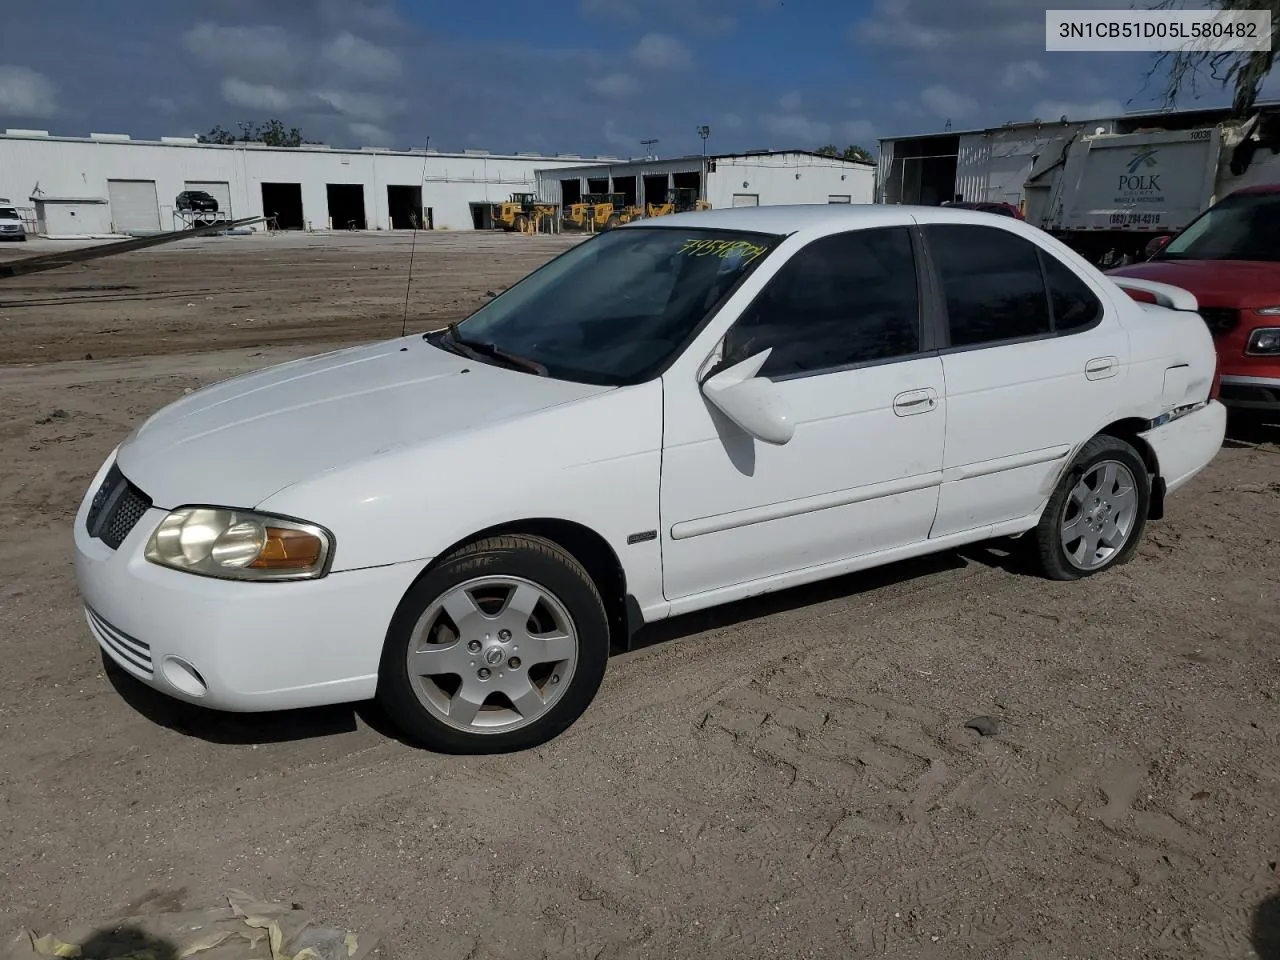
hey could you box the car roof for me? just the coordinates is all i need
[617,202,1031,236]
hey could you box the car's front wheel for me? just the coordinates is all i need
[1032,435,1151,580]
[376,535,610,753]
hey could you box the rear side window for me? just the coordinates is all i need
[925,224,1104,347]
[925,224,1051,347]
[1041,250,1103,332]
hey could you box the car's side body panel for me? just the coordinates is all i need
[256,379,668,613]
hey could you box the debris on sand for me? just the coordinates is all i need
[7,891,382,960]
[963,715,1001,737]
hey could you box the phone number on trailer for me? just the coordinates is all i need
[1109,213,1163,225]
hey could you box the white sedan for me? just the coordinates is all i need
[74,204,1226,753]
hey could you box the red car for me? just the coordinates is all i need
[1107,184,1280,417]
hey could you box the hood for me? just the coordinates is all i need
[116,336,614,508]
[1107,259,1280,309]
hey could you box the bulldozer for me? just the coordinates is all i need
[646,187,711,218]
[491,192,558,233]
[561,193,642,232]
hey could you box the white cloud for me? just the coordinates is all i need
[851,0,1048,51]
[318,0,402,29]
[221,78,295,112]
[349,121,394,145]
[631,33,693,70]
[920,83,977,119]
[311,89,403,122]
[1030,98,1125,120]
[0,65,58,117]
[582,0,735,34]
[184,22,303,76]
[760,112,832,143]
[322,32,402,82]
[1002,60,1048,89]
[603,118,637,152]
[840,119,877,144]
[778,90,803,112]
[588,72,641,97]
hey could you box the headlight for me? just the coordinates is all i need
[145,507,333,581]
[1255,306,1280,316]
[1245,327,1280,356]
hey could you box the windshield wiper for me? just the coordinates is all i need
[443,322,548,376]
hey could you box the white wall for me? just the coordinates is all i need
[706,153,874,209]
[0,135,604,233]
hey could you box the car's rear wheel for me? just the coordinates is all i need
[376,535,610,753]
[1032,435,1150,580]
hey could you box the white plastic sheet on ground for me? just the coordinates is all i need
[6,891,381,960]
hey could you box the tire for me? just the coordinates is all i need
[1032,435,1151,581]
[512,214,528,233]
[376,534,610,753]
[603,214,620,230]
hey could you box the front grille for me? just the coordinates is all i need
[1198,307,1240,337]
[85,462,153,549]
[86,606,153,676]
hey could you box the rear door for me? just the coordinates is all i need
[922,221,1130,539]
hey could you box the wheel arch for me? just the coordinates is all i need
[1095,417,1165,520]
[412,518,637,651]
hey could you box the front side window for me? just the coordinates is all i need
[723,226,922,378]
[440,226,780,385]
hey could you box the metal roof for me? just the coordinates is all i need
[879,98,1280,144]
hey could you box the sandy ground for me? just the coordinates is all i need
[1,231,1278,960]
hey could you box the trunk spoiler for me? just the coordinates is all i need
[1108,276,1199,313]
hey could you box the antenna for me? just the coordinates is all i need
[401,141,431,338]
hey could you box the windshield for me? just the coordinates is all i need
[434,226,781,385]
[0,207,19,219]
[1156,190,1280,262]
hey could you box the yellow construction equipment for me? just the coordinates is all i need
[560,193,640,231]
[492,192,558,233]
[646,187,710,218]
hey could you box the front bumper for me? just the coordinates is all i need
[73,455,426,712]
[1218,375,1280,413]
[1138,399,1227,496]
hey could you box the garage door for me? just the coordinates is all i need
[731,193,759,207]
[107,179,161,233]
[184,181,232,217]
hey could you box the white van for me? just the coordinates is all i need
[0,201,26,241]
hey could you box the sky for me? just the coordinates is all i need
[0,0,1274,158]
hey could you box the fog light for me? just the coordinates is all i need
[161,656,208,697]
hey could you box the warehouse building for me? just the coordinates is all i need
[534,150,876,211]
[0,129,612,236]
[876,100,1280,210]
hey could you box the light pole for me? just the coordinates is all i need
[697,125,710,156]
[641,138,658,159]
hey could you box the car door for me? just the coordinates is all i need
[659,225,947,602]
[921,220,1131,539]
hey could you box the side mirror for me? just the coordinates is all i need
[1144,234,1173,259]
[700,349,794,445]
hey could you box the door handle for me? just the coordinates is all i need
[893,388,938,416]
[1085,356,1119,380]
